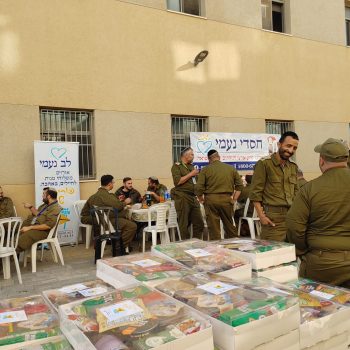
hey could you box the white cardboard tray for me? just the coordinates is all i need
[254,329,300,350]
[305,331,349,350]
[254,264,298,283]
[151,243,252,281]
[59,289,214,350]
[217,239,296,270]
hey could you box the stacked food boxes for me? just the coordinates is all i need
[151,239,251,281]
[286,279,350,349]
[243,277,350,350]
[216,239,297,283]
[0,295,61,350]
[58,284,213,350]
[96,253,191,288]
[155,273,300,350]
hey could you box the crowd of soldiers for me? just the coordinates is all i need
[1,131,350,287]
[171,132,350,288]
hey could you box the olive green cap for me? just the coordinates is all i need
[314,138,349,162]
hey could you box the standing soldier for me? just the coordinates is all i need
[171,147,204,239]
[286,138,350,286]
[249,131,299,241]
[195,150,243,240]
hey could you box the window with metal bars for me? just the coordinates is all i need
[167,0,204,16]
[40,108,95,180]
[265,119,294,135]
[171,115,208,162]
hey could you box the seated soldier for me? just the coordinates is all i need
[81,175,137,254]
[0,185,15,219]
[115,177,142,204]
[17,187,61,253]
[147,176,167,204]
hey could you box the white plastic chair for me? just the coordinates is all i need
[142,204,170,252]
[24,214,64,273]
[0,217,23,284]
[167,201,182,242]
[73,200,92,249]
[237,198,261,239]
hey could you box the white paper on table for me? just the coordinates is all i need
[0,310,27,324]
[59,283,88,294]
[79,287,108,297]
[198,281,238,295]
[185,248,212,258]
[132,259,162,267]
[99,300,144,324]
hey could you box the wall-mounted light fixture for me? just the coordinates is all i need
[194,50,209,66]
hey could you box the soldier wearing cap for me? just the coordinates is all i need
[17,187,61,252]
[147,176,167,204]
[171,147,204,239]
[195,150,243,240]
[286,138,350,286]
[249,131,299,241]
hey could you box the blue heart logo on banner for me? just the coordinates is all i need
[197,141,212,155]
[51,147,67,160]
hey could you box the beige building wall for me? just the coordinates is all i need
[294,120,349,180]
[209,116,265,133]
[205,0,262,28]
[289,0,346,45]
[120,0,165,10]
[1,0,350,122]
[94,110,173,179]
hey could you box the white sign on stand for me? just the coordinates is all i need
[34,141,80,245]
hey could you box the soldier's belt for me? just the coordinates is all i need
[263,205,289,213]
[309,250,350,259]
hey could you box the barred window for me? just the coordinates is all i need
[265,119,294,135]
[40,108,95,180]
[171,115,208,162]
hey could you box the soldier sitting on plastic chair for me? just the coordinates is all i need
[80,175,137,259]
[17,187,61,253]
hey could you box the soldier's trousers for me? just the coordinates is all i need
[174,193,204,240]
[204,194,236,240]
[119,218,137,247]
[300,250,350,287]
[261,207,289,241]
[16,229,49,252]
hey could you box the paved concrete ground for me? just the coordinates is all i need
[0,243,139,299]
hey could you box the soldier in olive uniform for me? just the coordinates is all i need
[287,138,350,287]
[195,150,243,240]
[249,131,299,241]
[0,186,15,219]
[297,168,308,189]
[171,147,204,239]
[17,187,61,252]
[81,175,137,249]
[147,176,167,204]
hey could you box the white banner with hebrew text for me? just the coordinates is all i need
[190,132,279,170]
[34,141,80,245]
